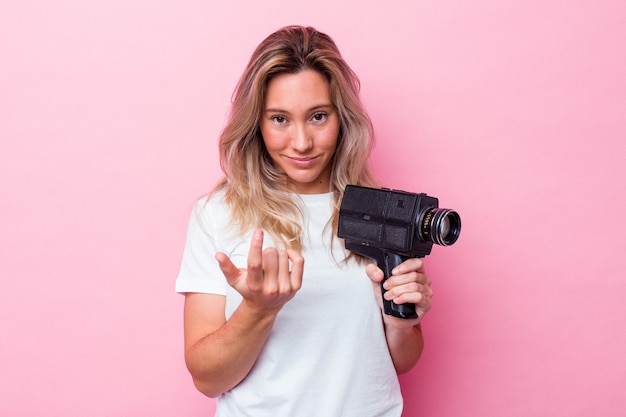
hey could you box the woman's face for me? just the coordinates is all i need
[259,69,339,194]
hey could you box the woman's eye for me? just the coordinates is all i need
[312,112,327,122]
[271,115,287,125]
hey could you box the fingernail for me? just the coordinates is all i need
[253,229,263,240]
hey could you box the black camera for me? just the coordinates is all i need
[338,185,461,319]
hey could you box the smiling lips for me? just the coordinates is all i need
[287,156,318,167]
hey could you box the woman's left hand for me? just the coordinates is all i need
[366,258,433,329]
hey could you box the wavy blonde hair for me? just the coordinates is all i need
[213,25,379,251]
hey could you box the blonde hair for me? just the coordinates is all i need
[213,25,378,251]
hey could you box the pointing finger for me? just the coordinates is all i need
[247,229,265,288]
[392,258,424,275]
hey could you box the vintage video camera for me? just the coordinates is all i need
[338,185,461,319]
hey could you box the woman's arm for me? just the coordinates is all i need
[183,293,279,397]
[383,320,425,374]
[183,230,304,397]
[366,258,433,374]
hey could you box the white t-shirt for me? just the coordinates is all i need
[176,192,403,417]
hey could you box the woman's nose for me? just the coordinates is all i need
[291,124,313,152]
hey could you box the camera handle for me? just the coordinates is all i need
[344,242,418,319]
[380,252,418,319]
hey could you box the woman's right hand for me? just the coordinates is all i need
[184,229,304,398]
[215,229,304,316]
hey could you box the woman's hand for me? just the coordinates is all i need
[215,229,304,316]
[366,257,431,373]
[183,229,305,398]
[366,258,433,329]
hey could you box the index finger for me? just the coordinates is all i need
[392,258,425,275]
[247,229,265,284]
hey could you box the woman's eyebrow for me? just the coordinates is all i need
[263,104,334,113]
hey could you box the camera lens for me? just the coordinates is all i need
[419,208,461,246]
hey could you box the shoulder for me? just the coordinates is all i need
[193,190,229,214]
[188,190,235,237]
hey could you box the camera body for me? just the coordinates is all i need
[338,185,461,319]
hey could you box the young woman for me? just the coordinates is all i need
[176,25,433,416]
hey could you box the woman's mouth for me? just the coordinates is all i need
[288,156,317,167]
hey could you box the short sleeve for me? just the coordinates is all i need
[175,198,228,295]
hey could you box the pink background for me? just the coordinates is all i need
[1,1,625,416]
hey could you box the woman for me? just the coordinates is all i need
[176,25,433,416]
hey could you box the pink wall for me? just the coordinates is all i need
[1,1,624,416]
